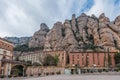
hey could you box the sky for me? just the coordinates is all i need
[0,0,120,37]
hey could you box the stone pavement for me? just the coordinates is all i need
[23,75,120,80]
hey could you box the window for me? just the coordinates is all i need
[62,56,64,60]
[77,60,79,65]
[2,56,6,59]
[86,54,89,66]
[77,54,79,59]
[72,55,74,64]
[4,51,7,55]
[82,54,84,65]
[97,53,100,65]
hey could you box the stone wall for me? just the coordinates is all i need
[26,66,65,76]
[69,52,116,68]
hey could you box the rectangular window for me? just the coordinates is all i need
[98,53,100,65]
[77,54,79,59]
[72,55,74,64]
[77,60,79,65]
[82,54,84,65]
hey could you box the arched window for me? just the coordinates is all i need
[4,51,7,55]
[2,56,6,59]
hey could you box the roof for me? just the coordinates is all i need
[1,59,25,64]
[0,37,14,46]
[70,51,117,53]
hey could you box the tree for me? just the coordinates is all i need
[14,44,44,52]
[14,44,29,52]
[115,52,120,69]
[26,61,32,66]
[32,62,41,66]
[43,54,59,66]
[54,54,59,66]
[114,52,120,64]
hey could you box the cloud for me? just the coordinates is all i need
[0,0,37,37]
[0,0,120,37]
[0,0,90,37]
[85,0,120,21]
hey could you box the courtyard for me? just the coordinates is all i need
[23,75,120,80]
[1,72,120,80]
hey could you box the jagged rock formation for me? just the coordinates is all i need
[29,23,50,48]
[4,37,31,46]
[6,13,120,52]
[44,13,120,52]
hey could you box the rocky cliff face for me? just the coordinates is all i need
[4,37,31,46]
[29,13,120,52]
[29,23,50,48]
[44,13,120,52]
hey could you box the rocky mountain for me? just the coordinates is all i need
[20,13,120,52]
[4,37,31,46]
[43,13,120,52]
[29,23,50,48]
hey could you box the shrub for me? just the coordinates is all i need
[114,68,119,72]
[30,74,33,77]
[0,75,4,78]
[32,62,41,66]
[8,75,12,78]
[56,71,61,75]
[114,52,120,64]
[38,73,41,76]
[43,54,59,66]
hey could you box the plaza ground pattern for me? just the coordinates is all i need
[23,75,120,80]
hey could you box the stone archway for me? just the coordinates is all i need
[11,64,26,77]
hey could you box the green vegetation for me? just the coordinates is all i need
[74,32,83,42]
[61,28,66,37]
[97,27,101,40]
[84,26,88,35]
[11,65,24,77]
[83,43,96,51]
[26,61,32,66]
[88,34,94,44]
[14,44,44,52]
[43,54,59,66]
[114,52,120,64]
[32,62,41,66]
[114,52,120,69]
[114,40,120,50]
[54,54,59,66]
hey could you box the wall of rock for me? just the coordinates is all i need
[30,13,120,52]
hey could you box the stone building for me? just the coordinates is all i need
[0,38,14,76]
[69,51,116,69]
[19,51,45,64]
[19,50,67,67]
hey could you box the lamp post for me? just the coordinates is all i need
[93,64,96,72]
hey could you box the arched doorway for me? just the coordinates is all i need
[11,65,25,77]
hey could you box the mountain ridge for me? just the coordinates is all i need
[5,13,120,52]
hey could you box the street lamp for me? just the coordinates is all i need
[93,64,96,72]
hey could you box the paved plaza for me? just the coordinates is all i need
[23,75,120,80]
[1,74,120,80]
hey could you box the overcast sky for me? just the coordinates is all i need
[0,0,120,37]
